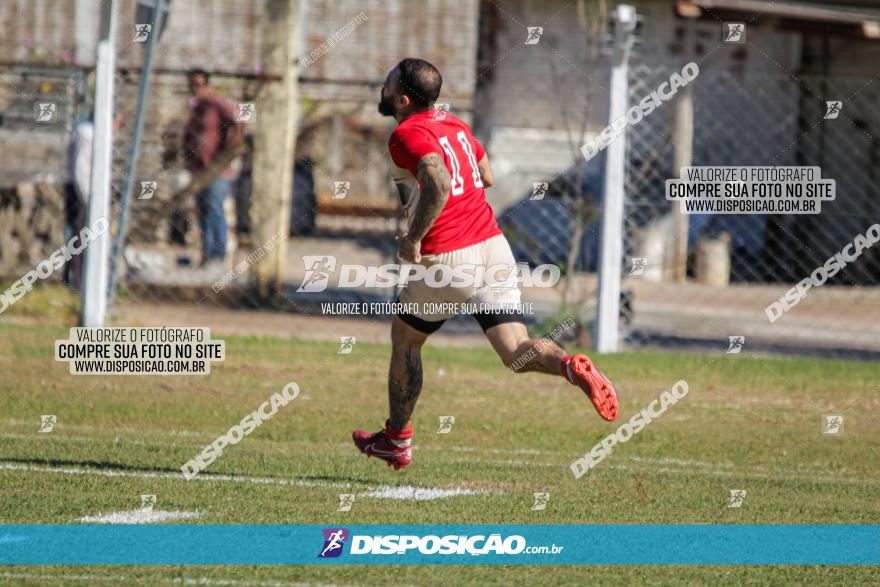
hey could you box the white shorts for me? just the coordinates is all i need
[397,234,525,333]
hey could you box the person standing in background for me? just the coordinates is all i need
[64,113,122,288]
[184,68,243,268]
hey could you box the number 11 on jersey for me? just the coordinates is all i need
[438,130,484,196]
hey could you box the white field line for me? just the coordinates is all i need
[595,462,880,486]
[1,420,226,438]
[79,510,202,524]
[1,432,560,470]
[423,455,879,485]
[3,431,874,485]
[0,575,154,586]
[3,425,859,477]
[0,461,351,489]
[469,459,559,468]
[0,462,496,500]
[623,455,879,483]
[1,429,560,456]
[0,431,196,450]
[2,455,873,491]
[360,486,485,501]
[0,430,734,465]
[415,449,878,483]
[0,573,359,587]
[174,580,364,587]
[0,430,313,457]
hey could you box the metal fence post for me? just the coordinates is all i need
[595,4,636,353]
[108,0,166,309]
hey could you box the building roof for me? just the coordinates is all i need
[678,0,880,37]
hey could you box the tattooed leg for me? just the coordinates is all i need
[387,316,429,430]
[388,347,424,429]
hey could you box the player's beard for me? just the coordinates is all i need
[378,92,396,117]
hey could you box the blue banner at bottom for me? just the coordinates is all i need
[0,525,876,565]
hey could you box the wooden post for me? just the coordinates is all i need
[250,0,300,299]
[671,86,693,282]
[670,19,695,283]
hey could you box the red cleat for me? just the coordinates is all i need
[352,421,412,470]
[562,354,619,421]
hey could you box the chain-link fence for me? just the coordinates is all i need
[2,0,879,358]
[478,10,880,358]
[619,57,880,357]
[0,65,89,276]
[0,10,415,333]
[112,69,267,305]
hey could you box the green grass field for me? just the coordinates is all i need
[1,321,878,585]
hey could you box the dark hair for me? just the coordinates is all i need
[395,58,442,108]
[188,68,210,84]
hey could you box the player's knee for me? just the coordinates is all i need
[505,355,534,373]
[500,353,517,371]
[391,316,430,349]
[393,332,426,351]
[500,344,532,372]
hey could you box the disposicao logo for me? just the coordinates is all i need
[319,528,349,558]
[317,530,562,558]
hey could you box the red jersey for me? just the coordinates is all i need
[388,110,501,255]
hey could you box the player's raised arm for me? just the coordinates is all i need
[399,152,451,262]
[477,153,494,187]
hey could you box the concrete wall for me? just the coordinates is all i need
[0,0,481,210]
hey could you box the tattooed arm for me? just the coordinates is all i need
[398,152,451,262]
[391,163,417,209]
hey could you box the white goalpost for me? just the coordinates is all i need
[80,0,117,327]
[595,4,637,353]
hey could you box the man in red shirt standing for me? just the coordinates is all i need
[352,58,619,470]
[184,68,243,267]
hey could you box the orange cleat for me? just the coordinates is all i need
[562,354,619,421]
